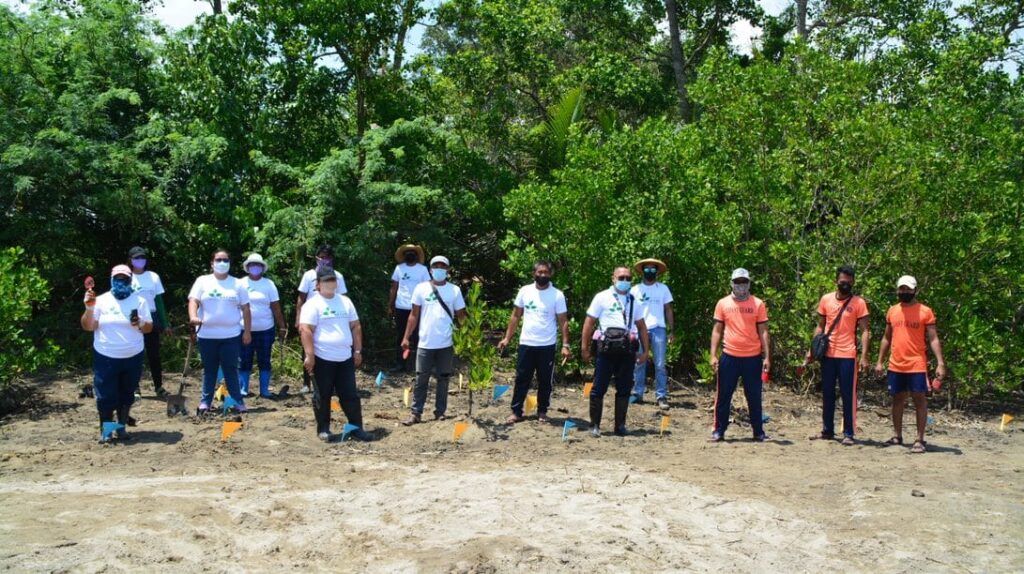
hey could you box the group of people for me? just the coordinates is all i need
[82,244,947,453]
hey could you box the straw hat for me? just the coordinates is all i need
[634,258,667,275]
[394,244,425,263]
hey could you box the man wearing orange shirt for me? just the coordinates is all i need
[708,268,771,442]
[874,275,948,454]
[806,265,871,445]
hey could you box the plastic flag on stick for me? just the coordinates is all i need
[452,422,469,442]
[1001,414,1015,431]
[583,382,593,398]
[214,383,228,401]
[223,395,240,414]
[375,371,385,388]
[221,421,242,441]
[492,385,510,401]
[562,420,577,441]
[330,397,341,412]
[101,422,125,440]
[660,415,670,436]
[525,395,538,415]
[404,387,411,408]
[459,374,464,390]
[342,423,360,441]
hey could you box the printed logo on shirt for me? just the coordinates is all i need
[608,300,623,314]
[425,291,439,303]
[106,305,123,316]
[890,319,921,329]
[322,306,338,317]
[639,293,652,303]
[723,305,755,315]
[401,272,412,281]
[208,289,223,298]
[524,300,540,313]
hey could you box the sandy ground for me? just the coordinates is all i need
[1,366,1022,573]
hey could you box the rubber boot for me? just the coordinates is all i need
[259,370,272,397]
[613,396,630,436]
[239,371,251,396]
[98,410,115,444]
[341,400,370,440]
[116,406,132,441]
[589,396,603,433]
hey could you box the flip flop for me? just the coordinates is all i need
[505,414,525,424]
[886,436,903,446]
[841,436,855,446]
[911,440,926,454]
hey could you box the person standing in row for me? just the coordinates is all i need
[300,267,370,441]
[806,265,871,445]
[630,258,675,409]
[295,245,348,394]
[188,249,252,413]
[127,246,170,398]
[81,265,153,443]
[388,244,430,373]
[498,261,571,424]
[238,253,286,399]
[875,275,947,454]
[581,266,651,437]
[708,268,771,442]
[401,256,466,426]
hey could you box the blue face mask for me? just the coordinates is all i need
[615,280,631,292]
[431,268,448,282]
[131,258,147,270]
[247,265,264,279]
[111,277,133,300]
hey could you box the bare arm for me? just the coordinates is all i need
[580,315,597,362]
[188,298,202,326]
[858,316,871,370]
[351,320,363,368]
[664,303,675,343]
[498,306,524,351]
[709,321,724,372]
[636,319,651,365]
[757,322,771,371]
[557,312,571,360]
[81,307,97,331]
[271,301,287,334]
[455,308,468,327]
[875,325,893,375]
[926,325,947,379]
[300,323,315,373]
[401,305,421,348]
[294,293,307,329]
[388,281,398,316]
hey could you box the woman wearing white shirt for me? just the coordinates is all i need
[188,249,252,413]
[81,265,153,443]
[299,267,369,441]
[238,253,286,398]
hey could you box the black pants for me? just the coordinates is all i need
[312,357,363,435]
[143,329,163,391]
[590,351,635,428]
[510,345,555,417]
[395,308,418,370]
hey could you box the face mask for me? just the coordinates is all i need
[837,282,852,295]
[248,265,264,279]
[431,268,448,282]
[316,257,333,270]
[897,292,915,303]
[213,261,230,274]
[131,258,146,270]
[643,268,658,282]
[404,252,417,264]
[111,277,133,300]
[731,282,750,299]
[615,280,631,292]
[534,275,551,287]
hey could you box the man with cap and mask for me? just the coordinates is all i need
[580,266,651,437]
[127,246,170,398]
[708,268,771,442]
[388,244,430,372]
[401,255,467,425]
[630,258,675,409]
[295,244,348,394]
[874,275,947,454]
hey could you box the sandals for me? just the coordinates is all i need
[911,440,926,454]
[537,414,551,423]
[809,432,836,441]
[505,414,525,424]
[841,436,855,446]
[886,436,903,446]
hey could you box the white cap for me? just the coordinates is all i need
[897,275,917,289]
[430,255,450,267]
[730,268,750,281]
[243,253,268,270]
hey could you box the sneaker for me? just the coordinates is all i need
[318,432,331,442]
[300,385,311,394]
[240,391,249,398]
[629,394,643,404]
[134,391,142,400]
[755,433,771,442]
[614,426,629,437]
[198,402,210,413]
[235,403,248,413]
[348,428,372,442]
[657,398,670,409]
[401,414,421,426]
[708,432,723,442]
[841,436,856,446]
[155,388,169,398]
[590,426,601,438]
[98,434,112,445]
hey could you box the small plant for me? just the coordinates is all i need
[454,282,497,415]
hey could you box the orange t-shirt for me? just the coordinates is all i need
[714,295,768,358]
[886,303,936,373]
[817,294,870,359]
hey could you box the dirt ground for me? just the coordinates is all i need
[1,366,1022,574]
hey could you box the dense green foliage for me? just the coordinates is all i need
[1,0,1021,401]
[0,248,59,407]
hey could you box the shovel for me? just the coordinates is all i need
[167,326,197,416]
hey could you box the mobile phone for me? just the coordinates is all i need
[130,309,139,323]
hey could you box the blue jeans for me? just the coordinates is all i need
[93,350,143,415]
[713,353,764,438]
[198,336,244,405]
[632,327,668,399]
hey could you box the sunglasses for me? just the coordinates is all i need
[616,275,633,281]
[214,258,230,263]
[644,267,657,273]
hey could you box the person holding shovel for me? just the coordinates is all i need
[299,266,370,441]
[238,253,286,399]
[81,265,153,443]
[127,246,171,399]
[401,256,467,426]
[188,249,252,414]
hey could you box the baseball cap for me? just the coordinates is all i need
[730,268,751,281]
[111,264,132,278]
[430,255,450,267]
[127,246,147,259]
[317,266,337,281]
[897,275,917,289]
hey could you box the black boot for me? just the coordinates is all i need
[589,396,603,436]
[115,406,132,441]
[614,396,630,436]
[98,411,115,444]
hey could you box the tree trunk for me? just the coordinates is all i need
[210,0,223,15]
[392,0,418,72]
[796,0,808,39]
[664,0,691,121]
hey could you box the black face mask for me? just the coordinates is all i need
[837,282,852,295]
[404,251,417,264]
[643,269,658,282]
[897,292,915,303]
[534,275,551,287]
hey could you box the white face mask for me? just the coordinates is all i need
[213,261,230,274]
[731,282,750,299]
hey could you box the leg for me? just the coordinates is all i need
[220,336,244,404]
[589,353,613,429]
[433,346,453,418]
[312,359,335,435]
[740,356,765,438]
[395,309,411,370]
[92,350,118,430]
[255,328,275,396]
[510,345,535,418]
[197,338,219,406]
[631,340,648,398]
[713,354,741,436]
[911,392,928,444]
[336,358,363,428]
[535,345,556,416]
[238,332,257,396]
[116,353,144,438]
[613,355,634,435]
[888,371,908,441]
[651,327,669,400]
[820,357,840,437]
[837,359,856,438]
[143,329,163,392]
[411,348,435,416]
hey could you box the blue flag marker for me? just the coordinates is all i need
[562,420,577,441]
[375,371,385,388]
[341,423,360,441]
[101,422,125,439]
[492,385,510,401]
[629,395,638,404]
[223,395,239,414]
[762,414,771,423]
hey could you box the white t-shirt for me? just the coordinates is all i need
[297,269,348,297]
[514,283,568,347]
[239,276,280,332]
[92,292,152,359]
[188,274,250,339]
[410,282,466,349]
[391,263,431,310]
[130,270,165,313]
[299,293,359,362]
[586,287,645,333]
[631,282,674,330]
